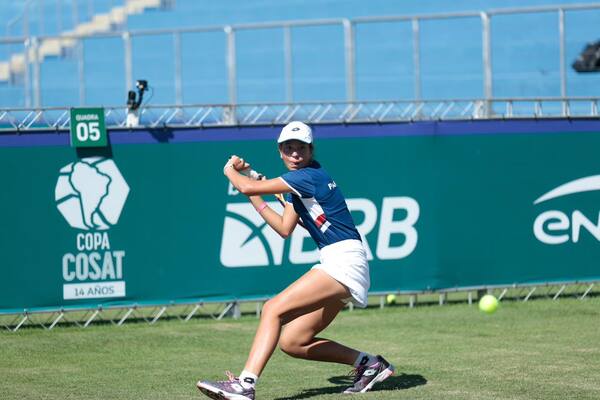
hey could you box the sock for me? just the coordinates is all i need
[239,370,258,389]
[353,352,377,368]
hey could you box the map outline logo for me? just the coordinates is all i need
[55,157,130,231]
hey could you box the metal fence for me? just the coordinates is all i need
[1,97,599,131]
[2,3,600,109]
[2,281,597,331]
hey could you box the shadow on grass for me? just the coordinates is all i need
[274,373,427,400]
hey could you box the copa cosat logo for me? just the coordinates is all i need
[533,175,600,244]
[55,157,130,299]
[220,183,420,267]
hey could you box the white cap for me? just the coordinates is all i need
[277,121,313,144]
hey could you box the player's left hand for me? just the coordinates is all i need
[224,155,250,174]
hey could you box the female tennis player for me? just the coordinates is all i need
[197,121,394,400]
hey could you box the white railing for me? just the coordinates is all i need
[1,97,599,131]
[1,280,597,331]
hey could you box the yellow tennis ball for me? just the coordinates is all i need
[386,294,397,304]
[479,294,499,314]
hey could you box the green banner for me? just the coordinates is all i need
[70,108,107,147]
[1,121,600,312]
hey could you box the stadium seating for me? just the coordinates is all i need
[1,0,600,108]
[0,0,122,38]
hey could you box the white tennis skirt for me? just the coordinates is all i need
[312,239,370,308]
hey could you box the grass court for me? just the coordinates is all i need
[1,296,599,400]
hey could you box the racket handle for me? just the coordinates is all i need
[241,168,264,180]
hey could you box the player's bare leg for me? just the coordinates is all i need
[278,291,395,394]
[196,269,351,400]
[243,269,352,375]
[278,298,358,364]
[196,269,393,398]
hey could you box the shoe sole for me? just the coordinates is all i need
[343,363,396,394]
[197,385,224,400]
[196,382,252,400]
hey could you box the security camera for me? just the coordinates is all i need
[126,79,149,127]
[136,79,148,91]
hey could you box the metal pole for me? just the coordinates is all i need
[72,0,79,28]
[412,18,421,100]
[78,38,85,105]
[481,12,492,115]
[39,0,45,36]
[31,37,41,108]
[123,31,133,93]
[57,0,63,33]
[558,9,566,99]
[173,31,183,105]
[283,25,293,103]
[343,19,356,102]
[225,26,237,105]
[24,1,31,38]
[24,38,32,108]
[6,19,14,56]
[123,0,128,27]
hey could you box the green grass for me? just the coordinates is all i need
[1,297,600,400]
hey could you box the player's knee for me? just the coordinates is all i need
[278,334,305,358]
[261,298,283,320]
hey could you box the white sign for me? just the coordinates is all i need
[63,281,126,300]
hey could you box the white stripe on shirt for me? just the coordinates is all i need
[279,177,302,197]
